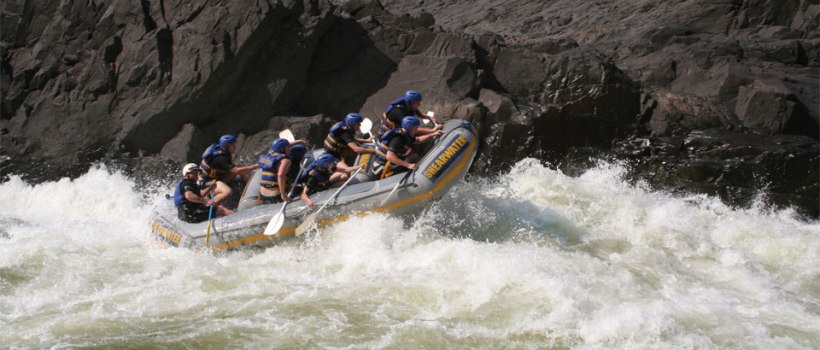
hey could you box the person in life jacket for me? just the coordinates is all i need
[323,112,375,166]
[373,116,442,179]
[285,143,308,180]
[198,134,259,205]
[257,138,293,204]
[298,153,363,208]
[378,90,443,136]
[174,163,233,223]
[257,138,310,204]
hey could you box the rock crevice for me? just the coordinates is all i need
[1,0,817,217]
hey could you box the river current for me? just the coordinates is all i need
[1,159,818,349]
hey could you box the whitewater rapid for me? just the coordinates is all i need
[1,160,818,349]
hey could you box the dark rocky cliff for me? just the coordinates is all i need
[1,0,817,216]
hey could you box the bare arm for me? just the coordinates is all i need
[415,130,443,143]
[300,186,315,208]
[277,158,291,202]
[227,163,259,178]
[335,161,363,173]
[199,186,213,198]
[347,141,375,154]
[290,139,310,148]
[386,151,416,169]
[184,191,209,206]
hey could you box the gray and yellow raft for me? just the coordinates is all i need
[149,119,478,251]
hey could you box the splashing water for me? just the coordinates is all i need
[1,161,818,349]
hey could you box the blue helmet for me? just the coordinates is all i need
[287,144,306,160]
[402,116,421,133]
[270,138,289,153]
[219,134,237,148]
[345,113,364,128]
[315,153,338,168]
[404,90,422,103]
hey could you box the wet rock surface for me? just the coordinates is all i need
[1,0,817,217]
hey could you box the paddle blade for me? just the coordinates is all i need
[379,181,401,207]
[294,212,318,236]
[424,111,437,125]
[263,211,285,236]
[360,118,373,135]
[279,129,295,142]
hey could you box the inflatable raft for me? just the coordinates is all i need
[149,119,478,251]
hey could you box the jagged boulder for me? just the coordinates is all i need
[2,0,335,175]
[2,0,818,216]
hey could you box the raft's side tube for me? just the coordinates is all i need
[238,170,263,210]
[378,119,478,215]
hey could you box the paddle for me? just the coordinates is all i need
[424,111,440,126]
[360,117,373,136]
[263,155,311,236]
[379,169,413,207]
[295,167,362,236]
[205,190,215,246]
[279,129,295,142]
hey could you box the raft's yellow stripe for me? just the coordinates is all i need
[185,130,477,252]
[209,227,296,251]
[262,137,478,238]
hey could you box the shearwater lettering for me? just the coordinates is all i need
[423,135,469,180]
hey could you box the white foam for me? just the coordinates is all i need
[0,161,818,348]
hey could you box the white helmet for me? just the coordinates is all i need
[182,163,199,175]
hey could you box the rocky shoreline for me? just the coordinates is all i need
[1,0,817,217]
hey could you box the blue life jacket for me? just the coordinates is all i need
[258,152,285,188]
[299,162,331,184]
[287,155,304,179]
[173,179,199,206]
[323,121,351,154]
[198,144,228,180]
[379,97,415,135]
[375,128,413,161]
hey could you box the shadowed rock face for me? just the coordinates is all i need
[1,0,817,216]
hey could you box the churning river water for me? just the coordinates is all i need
[1,159,818,349]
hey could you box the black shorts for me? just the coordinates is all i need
[178,204,213,223]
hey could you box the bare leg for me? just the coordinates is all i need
[212,180,233,205]
[329,172,349,186]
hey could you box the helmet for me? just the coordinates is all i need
[219,134,237,147]
[404,90,422,103]
[315,153,338,168]
[402,116,421,133]
[345,113,364,128]
[182,163,199,175]
[270,138,289,153]
[287,144,307,160]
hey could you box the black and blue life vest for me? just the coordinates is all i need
[198,144,228,180]
[299,162,332,184]
[379,97,415,135]
[173,179,199,207]
[374,128,413,161]
[258,152,285,188]
[323,121,351,154]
